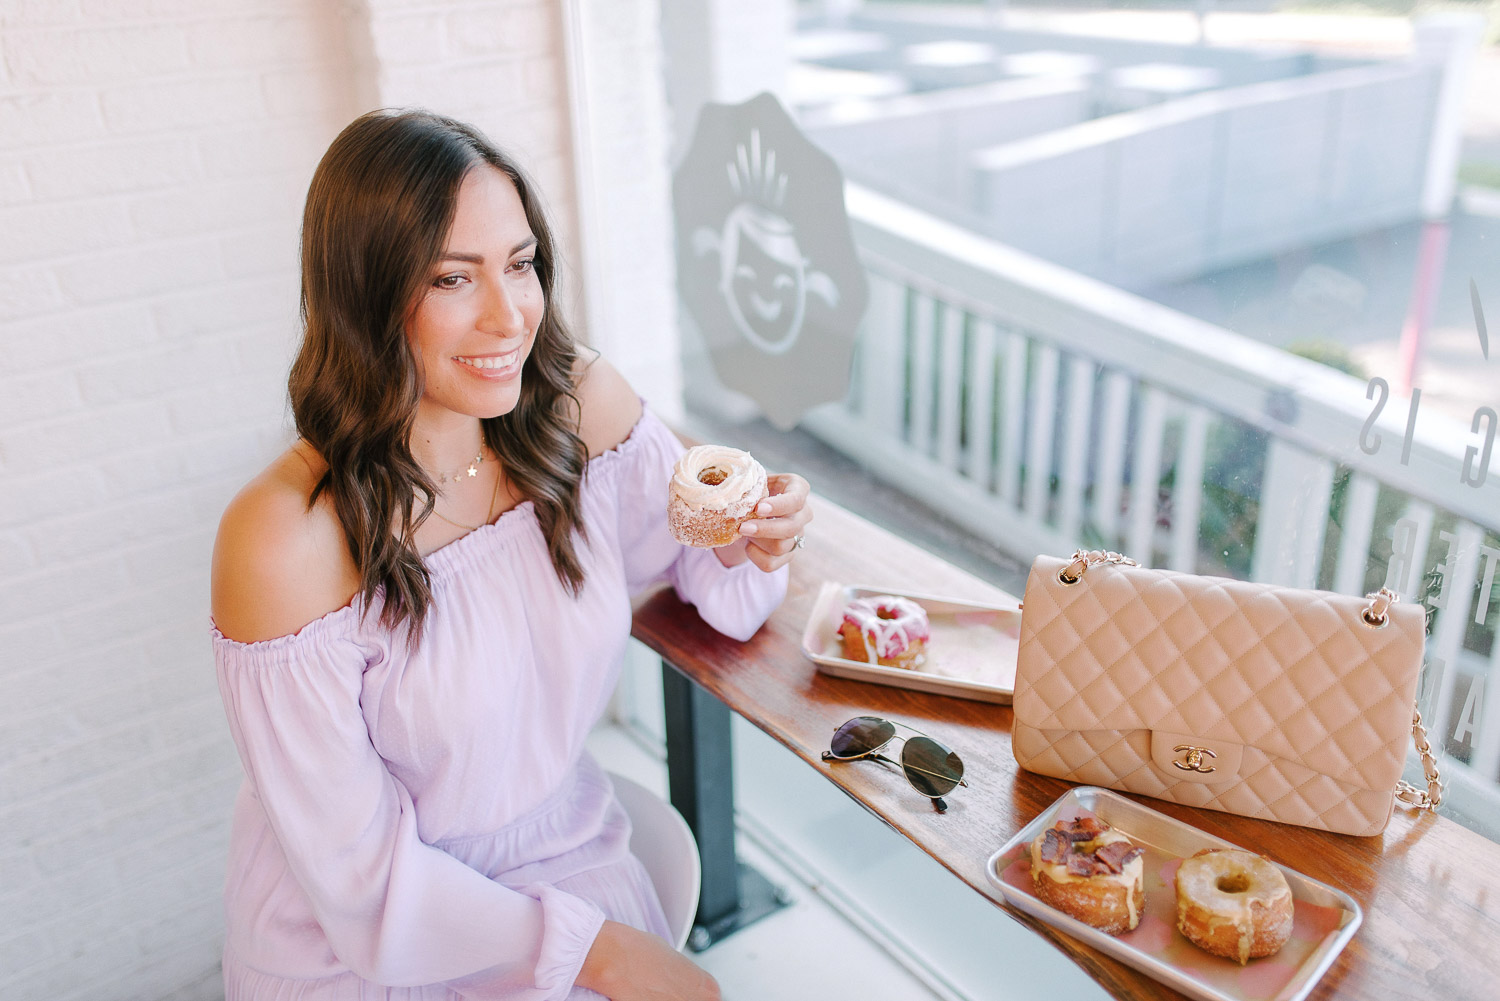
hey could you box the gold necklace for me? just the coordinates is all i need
[428,465,503,533]
[435,451,485,485]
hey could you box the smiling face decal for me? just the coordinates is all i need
[720,204,807,352]
[673,94,869,428]
[692,130,838,356]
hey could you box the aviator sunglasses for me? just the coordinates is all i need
[820,716,967,812]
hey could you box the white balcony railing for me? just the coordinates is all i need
[803,185,1500,827]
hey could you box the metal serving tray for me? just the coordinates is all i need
[985,787,1362,1001]
[801,582,1020,704]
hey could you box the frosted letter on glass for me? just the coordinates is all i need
[1461,407,1496,488]
[1386,517,1418,598]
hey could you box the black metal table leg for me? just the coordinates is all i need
[661,660,789,951]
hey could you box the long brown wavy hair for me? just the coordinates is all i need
[290,109,589,639]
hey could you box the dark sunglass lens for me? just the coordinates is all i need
[829,716,896,758]
[901,737,963,797]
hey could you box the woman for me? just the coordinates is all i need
[210,109,811,1000]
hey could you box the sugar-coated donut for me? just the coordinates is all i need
[1029,816,1145,936]
[1175,849,1294,965]
[667,444,769,548]
[838,595,930,670]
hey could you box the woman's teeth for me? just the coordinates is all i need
[455,351,519,370]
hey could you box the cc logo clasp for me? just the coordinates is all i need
[1172,744,1217,773]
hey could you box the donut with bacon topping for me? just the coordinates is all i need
[1029,815,1145,935]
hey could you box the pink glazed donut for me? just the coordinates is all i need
[838,595,930,670]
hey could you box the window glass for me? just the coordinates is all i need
[671,1,1500,838]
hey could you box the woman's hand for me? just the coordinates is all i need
[575,920,721,1000]
[724,472,812,573]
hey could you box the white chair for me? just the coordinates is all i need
[608,771,701,951]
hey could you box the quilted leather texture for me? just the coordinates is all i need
[1014,556,1426,836]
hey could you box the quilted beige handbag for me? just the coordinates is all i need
[1013,550,1443,836]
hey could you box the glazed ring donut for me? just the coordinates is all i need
[838,595,930,670]
[667,444,769,548]
[1029,816,1145,936]
[1175,849,1294,964]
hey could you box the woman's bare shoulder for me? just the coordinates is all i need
[211,443,362,644]
[573,349,644,459]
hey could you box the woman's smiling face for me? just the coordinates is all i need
[407,166,544,422]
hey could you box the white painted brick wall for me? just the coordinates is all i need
[0,1,360,997]
[0,1,681,996]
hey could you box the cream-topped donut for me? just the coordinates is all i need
[839,595,930,670]
[1175,849,1294,964]
[1029,816,1145,935]
[667,444,769,548]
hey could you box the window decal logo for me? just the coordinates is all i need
[691,128,840,356]
[674,92,868,429]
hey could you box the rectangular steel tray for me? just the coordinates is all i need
[801,582,1020,704]
[986,788,1362,1001]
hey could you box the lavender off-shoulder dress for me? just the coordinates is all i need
[212,410,788,1000]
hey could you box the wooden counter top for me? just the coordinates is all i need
[632,496,1498,999]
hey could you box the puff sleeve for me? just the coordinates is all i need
[608,409,788,641]
[213,619,604,1000]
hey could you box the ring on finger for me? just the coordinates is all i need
[792,534,806,550]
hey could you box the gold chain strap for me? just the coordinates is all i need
[1057,549,1140,585]
[1358,589,1444,811]
[1395,707,1444,811]
[1054,551,1444,812]
[1360,586,1398,627]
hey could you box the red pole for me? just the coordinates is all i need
[1395,218,1451,395]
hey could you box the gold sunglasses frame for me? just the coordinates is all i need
[820,716,969,812]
